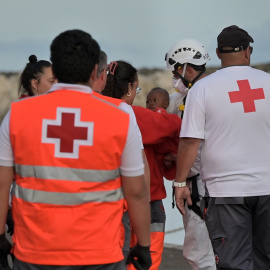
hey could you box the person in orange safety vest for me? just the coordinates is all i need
[0,29,152,270]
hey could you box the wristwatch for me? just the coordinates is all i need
[173,181,186,188]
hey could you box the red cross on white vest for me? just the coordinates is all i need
[228,79,265,113]
[42,107,94,158]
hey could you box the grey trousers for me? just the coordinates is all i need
[205,196,270,270]
[119,211,131,270]
[13,258,122,270]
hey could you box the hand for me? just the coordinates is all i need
[174,186,192,215]
[126,244,152,270]
[163,153,177,169]
[6,208,14,236]
[164,153,177,162]
[163,160,173,169]
[0,233,12,269]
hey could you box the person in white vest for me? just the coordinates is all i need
[165,38,216,270]
[175,25,270,270]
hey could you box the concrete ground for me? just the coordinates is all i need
[160,244,191,270]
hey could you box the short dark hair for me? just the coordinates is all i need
[18,54,51,96]
[148,87,169,102]
[50,29,100,84]
[102,60,137,99]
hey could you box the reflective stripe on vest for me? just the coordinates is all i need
[15,164,120,182]
[13,182,124,205]
[151,223,165,233]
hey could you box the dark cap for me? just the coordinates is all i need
[217,25,254,53]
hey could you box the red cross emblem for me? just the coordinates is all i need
[42,107,94,158]
[228,80,265,113]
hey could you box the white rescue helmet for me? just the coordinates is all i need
[165,38,211,70]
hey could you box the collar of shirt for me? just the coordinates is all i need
[48,83,93,94]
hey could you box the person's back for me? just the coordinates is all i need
[177,25,270,270]
[0,29,151,270]
[10,87,131,263]
[188,65,270,196]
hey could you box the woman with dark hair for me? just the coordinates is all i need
[103,61,149,270]
[2,55,56,270]
[102,60,141,105]
[18,55,55,98]
[103,61,182,270]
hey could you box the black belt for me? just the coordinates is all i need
[187,174,204,219]
[172,174,204,219]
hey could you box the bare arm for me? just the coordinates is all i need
[142,150,150,201]
[175,138,201,215]
[121,174,151,247]
[0,166,14,234]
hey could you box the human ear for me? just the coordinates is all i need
[31,79,38,91]
[164,100,169,109]
[216,48,221,59]
[89,64,98,86]
[100,69,106,83]
[244,47,250,59]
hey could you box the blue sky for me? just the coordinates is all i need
[0,0,269,72]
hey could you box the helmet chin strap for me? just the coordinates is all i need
[173,63,205,89]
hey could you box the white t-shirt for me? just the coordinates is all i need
[119,102,144,150]
[180,66,270,197]
[0,83,144,177]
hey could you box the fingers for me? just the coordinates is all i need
[186,196,193,206]
[176,199,186,215]
[131,257,144,270]
[126,254,131,264]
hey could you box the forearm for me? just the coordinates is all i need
[142,150,150,200]
[175,138,201,183]
[0,166,14,234]
[122,175,151,247]
[127,195,151,247]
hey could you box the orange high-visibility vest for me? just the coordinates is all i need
[9,88,129,265]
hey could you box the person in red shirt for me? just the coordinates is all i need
[131,87,181,270]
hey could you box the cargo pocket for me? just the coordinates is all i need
[205,197,244,268]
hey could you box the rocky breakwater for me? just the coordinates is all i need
[0,69,175,123]
[1,63,269,123]
[0,73,20,122]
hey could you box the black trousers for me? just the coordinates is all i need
[205,196,270,270]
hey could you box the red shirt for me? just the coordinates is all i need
[132,106,181,201]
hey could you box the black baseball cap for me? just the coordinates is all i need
[217,25,254,53]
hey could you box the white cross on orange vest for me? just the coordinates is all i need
[42,107,94,158]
